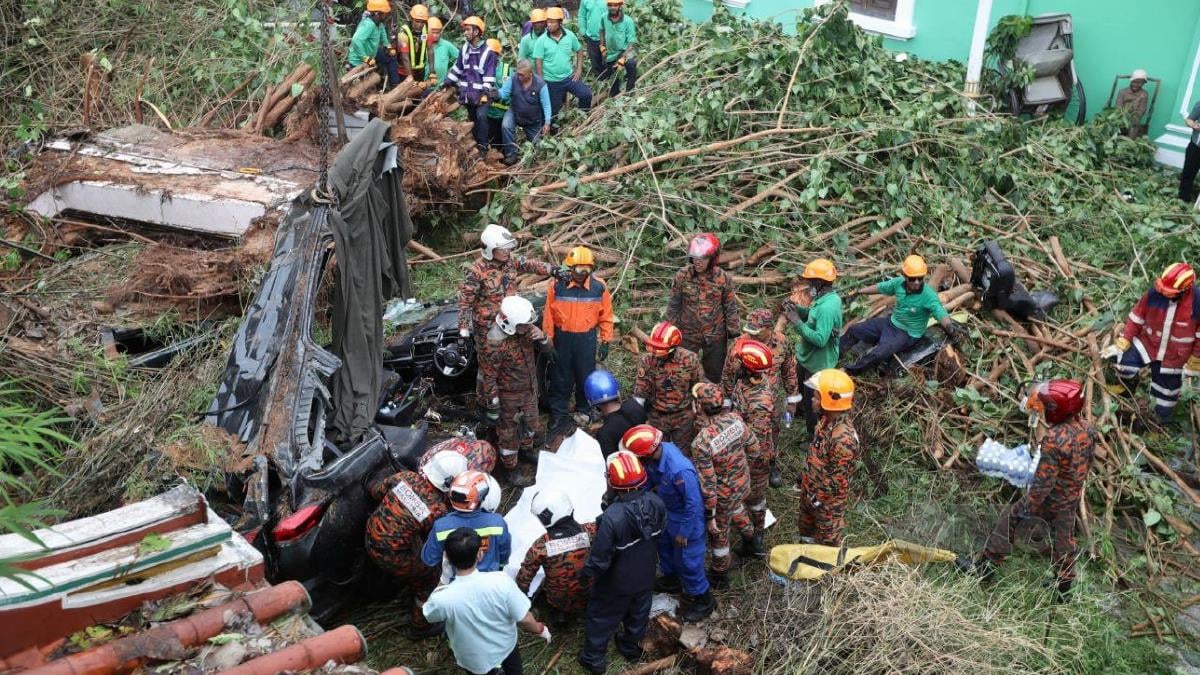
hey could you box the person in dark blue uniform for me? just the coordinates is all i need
[586,370,647,458]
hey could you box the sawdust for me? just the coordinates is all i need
[161,424,253,474]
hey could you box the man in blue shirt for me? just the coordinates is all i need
[498,59,553,166]
[422,470,512,572]
[423,528,551,675]
[619,424,714,623]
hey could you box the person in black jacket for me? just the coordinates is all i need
[577,451,666,674]
[585,370,647,458]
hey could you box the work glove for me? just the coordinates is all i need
[545,347,557,365]
[600,44,607,56]
[366,57,377,66]
[1101,337,1131,360]
[485,405,501,423]
[1185,355,1200,377]
[551,267,572,283]
[538,625,552,643]
[388,46,397,56]
[945,322,967,345]
[597,342,609,362]
[480,94,489,104]
[459,327,471,339]
[616,57,625,68]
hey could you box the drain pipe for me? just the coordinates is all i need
[28,582,310,675]
[218,625,366,674]
[965,0,995,115]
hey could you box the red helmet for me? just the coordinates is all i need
[620,424,663,457]
[738,339,774,372]
[687,233,720,260]
[606,450,648,490]
[646,321,682,355]
[1156,262,1195,299]
[1024,379,1084,424]
[691,382,724,411]
[448,470,490,512]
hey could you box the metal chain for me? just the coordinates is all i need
[314,0,338,202]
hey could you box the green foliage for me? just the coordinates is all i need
[985,15,1033,63]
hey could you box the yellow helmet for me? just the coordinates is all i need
[530,8,547,22]
[901,254,928,278]
[801,258,837,282]
[806,369,855,412]
[426,16,443,31]
[563,246,595,268]
[607,0,624,5]
[486,38,502,54]
[462,15,486,32]
[366,0,390,12]
[546,7,565,20]
[409,3,429,20]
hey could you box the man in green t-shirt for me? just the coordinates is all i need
[519,8,547,61]
[839,254,966,375]
[783,258,843,435]
[349,0,399,87]
[577,0,607,75]
[425,17,460,86]
[534,7,593,126]
[598,0,636,97]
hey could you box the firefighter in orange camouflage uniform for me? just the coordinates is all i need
[365,451,468,639]
[730,340,776,554]
[721,308,800,487]
[516,489,598,625]
[634,321,705,450]
[796,369,859,546]
[690,382,759,586]
[418,436,497,474]
[961,379,1096,601]
[667,233,740,383]
[478,295,551,487]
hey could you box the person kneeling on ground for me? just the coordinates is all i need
[423,527,551,675]
[516,490,597,626]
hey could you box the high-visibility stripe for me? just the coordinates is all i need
[1159,366,1183,375]
[1133,337,1151,364]
[786,394,803,403]
[750,500,767,511]
[712,547,730,557]
[1153,397,1178,408]
[1150,382,1180,396]
[1157,301,1179,362]
[1128,312,1145,325]
[500,448,518,456]
[436,525,506,541]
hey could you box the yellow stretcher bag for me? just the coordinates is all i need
[768,539,957,582]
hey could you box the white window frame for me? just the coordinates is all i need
[815,0,917,40]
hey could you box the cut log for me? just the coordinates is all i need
[852,217,911,251]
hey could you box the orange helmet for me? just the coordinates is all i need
[646,321,682,355]
[486,38,502,54]
[1156,262,1195,298]
[801,258,837,282]
[409,4,429,20]
[806,369,854,412]
[448,470,490,512]
[620,424,663,457]
[462,15,486,32]
[529,8,547,22]
[901,255,928,278]
[427,16,443,31]
[606,450,647,490]
[691,382,724,411]
[546,6,565,20]
[738,339,774,373]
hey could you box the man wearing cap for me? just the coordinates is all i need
[442,16,498,157]
[498,59,553,166]
[426,17,460,86]
[544,246,614,438]
[396,4,430,81]
[520,9,548,60]
[349,0,399,87]
[840,255,965,376]
[1115,69,1149,138]
[783,259,844,436]
[796,369,859,546]
[598,0,637,96]
[534,7,593,127]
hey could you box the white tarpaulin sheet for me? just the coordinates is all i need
[504,429,607,594]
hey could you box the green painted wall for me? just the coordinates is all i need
[679,0,1200,141]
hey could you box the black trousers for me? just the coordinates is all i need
[687,337,727,384]
[1180,141,1200,202]
[549,330,597,418]
[798,366,818,434]
[584,36,605,76]
[840,315,917,375]
[466,102,491,151]
[479,642,522,675]
[580,588,651,671]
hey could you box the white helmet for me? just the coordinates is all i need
[530,489,573,528]
[481,474,503,512]
[423,450,469,492]
[1131,68,1148,82]
[496,296,535,335]
[480,224,517,260]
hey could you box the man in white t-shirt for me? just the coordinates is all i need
[423,527,552,674]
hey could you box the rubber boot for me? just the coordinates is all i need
[654,575,682,594]
[679,590,716,623]
[740,533,765,560]
[707,569,729,590]
[546,416,571,445]
[768,460,783,488]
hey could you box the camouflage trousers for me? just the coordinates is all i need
[796,491,847,546]
[709,495,754,573]
[983,499,1079,583]
[498,388,543,469]
[649,408,696,454]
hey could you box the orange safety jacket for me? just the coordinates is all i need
[543,274,614,341]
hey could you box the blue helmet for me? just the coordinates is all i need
[584,370,620,407]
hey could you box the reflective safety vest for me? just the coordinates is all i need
[398,24,428,73]
[488,62,512,119]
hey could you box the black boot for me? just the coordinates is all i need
[768,460,783,488]
[546,416,571,444]
[654,575,682,594]
[408,621,444,640]
[679,590,716,623]
[707,569,729,590]
[740,533,765,560]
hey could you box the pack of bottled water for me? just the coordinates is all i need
[975,437,1040,489]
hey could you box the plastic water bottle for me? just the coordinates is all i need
[783,412,793,429]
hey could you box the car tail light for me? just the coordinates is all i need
[273,503,326,543]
